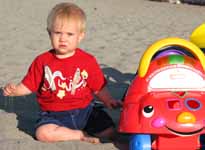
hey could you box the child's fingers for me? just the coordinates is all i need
[3,83,16,96]
[8,83,16,90]
[114,100,122,105]
[109,100,122,109]
[105,99,123,109]
[3,87,11,96]
[3,86,11,96]
[117,100,123,106]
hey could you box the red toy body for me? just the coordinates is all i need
[118,38,205,150]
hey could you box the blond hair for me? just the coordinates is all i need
[47,2,86,33]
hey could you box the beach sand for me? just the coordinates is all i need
[0,0,205,149]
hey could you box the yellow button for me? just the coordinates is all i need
[177,112,196,123]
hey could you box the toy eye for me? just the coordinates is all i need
[142,105,154,118]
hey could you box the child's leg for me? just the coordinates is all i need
[94,126,116,139]
[84,107,117,141]
[35,123,100,143]
[35,104,99,143]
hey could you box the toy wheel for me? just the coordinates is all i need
[200,134,205,150]
[129,134,151,150]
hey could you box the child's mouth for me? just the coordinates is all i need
[59,44,67,48]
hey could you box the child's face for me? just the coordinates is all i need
[49,18,85,58]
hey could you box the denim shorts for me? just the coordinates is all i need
[35,103,115,135]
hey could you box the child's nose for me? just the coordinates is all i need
[59,33,68,41]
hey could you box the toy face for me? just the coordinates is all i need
[140,91,205,136]
[119,55,205,136]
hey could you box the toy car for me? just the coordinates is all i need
[118,37,205,150]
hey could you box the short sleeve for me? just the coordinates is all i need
[21,56,43,92]
[87,57,107,92]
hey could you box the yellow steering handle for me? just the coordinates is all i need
[190,23,205,48]
[138,37,205,77]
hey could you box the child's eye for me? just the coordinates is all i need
[55,32,61,35]
[52,31,61,35]
[67,32,74,36]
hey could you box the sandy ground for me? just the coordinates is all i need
[0,0,205,149]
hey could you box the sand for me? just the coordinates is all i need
[0,0,205,149]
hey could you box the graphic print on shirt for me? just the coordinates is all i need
[42,65,88,99]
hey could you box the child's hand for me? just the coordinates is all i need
[95,87,123,109]
[3,83,17,96]
[104,99,122,109]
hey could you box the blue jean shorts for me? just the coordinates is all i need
[35,103,94,130]
[35,103,115,134]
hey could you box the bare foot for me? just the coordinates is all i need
[80,133,100,144]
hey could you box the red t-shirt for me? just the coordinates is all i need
[22,48,106,111]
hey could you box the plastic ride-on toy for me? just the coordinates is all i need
[118,37,205,150]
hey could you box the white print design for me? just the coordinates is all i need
[44,65,66,91]
[42,66,88,99]
[58,68,88,94]
[71,68,81,95]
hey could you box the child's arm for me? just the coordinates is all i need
[3,82,32,96]
[95,87,122,109]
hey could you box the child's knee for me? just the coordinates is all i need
[35,125,54,142]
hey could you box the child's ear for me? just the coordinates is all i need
[78,31,85,42]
